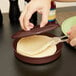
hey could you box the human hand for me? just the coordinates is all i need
[67,25,76,47]
[19,0,51,31]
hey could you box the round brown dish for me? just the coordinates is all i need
[13,33,63,64]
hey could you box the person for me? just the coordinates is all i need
[19,0,76,47]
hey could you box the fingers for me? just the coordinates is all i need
[19,0,51,30]
[70,38,76,46]
[19,4,36,31]
[24,6,36,30]
[67,31,76,47]
[40,8,49,27]
[19,7,27,30]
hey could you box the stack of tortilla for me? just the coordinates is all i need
[17,35,57,58]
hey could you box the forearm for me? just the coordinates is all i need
[55,0,76,2]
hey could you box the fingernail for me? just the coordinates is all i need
[40,26,44,28]
[29,23,34,29]
[40,24,45,28]
[26,28,30,31]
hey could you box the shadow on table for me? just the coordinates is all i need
[14,56,63,76]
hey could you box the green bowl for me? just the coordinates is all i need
[61,16,76,36]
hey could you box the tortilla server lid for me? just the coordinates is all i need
[12,23,59,39]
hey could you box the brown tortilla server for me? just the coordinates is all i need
[12,23,63,64]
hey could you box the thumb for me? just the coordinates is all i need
[70,38,76,47]
[40,9,49,27]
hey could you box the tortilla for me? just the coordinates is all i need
[17,35,57,58]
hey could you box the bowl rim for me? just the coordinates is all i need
[13,33,63,64]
